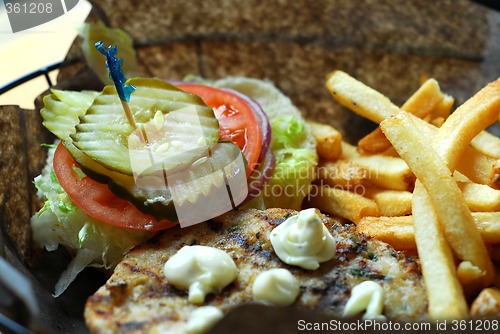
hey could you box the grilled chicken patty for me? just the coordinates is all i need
[85,208,427,333]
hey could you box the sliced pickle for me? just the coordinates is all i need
[40,89,99,140]
[62,140,176,222]
[71,77,220,175]
[41,78,241,223]
[162,141,248,222]
[77,141,247,223]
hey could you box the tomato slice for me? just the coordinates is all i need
[177,83,262,176]
[53,142,177,231]
[52,83,261,230]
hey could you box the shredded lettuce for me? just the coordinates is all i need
[265,116,318,209]
[195,76,318,209]
[31,144,155,296]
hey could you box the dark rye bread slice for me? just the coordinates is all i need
[0,106,52,263]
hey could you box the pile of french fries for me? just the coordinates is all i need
[307,70,500,319]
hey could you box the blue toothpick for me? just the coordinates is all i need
[95,41,137,127]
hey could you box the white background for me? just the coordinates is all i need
[0,0,91,109]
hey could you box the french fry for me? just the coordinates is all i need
[457,146,497,186]
[490,159,500,190]
[326,70,400,124]
[431,94,454,120]
[412,183,468,319]
[364,182,498,214]
[471,130,500,159]
[326,71,451,125]
[357,212,500,249]
[327,70,494,185]
[357,78,448,154]
[427,79,500,288]
[325,70,500,317]
[399,78,448,119]
[429,116,445,128]
[318,155,415,191]
[308,121,343,161]
[381,145,399,157]
[402,112,495,185]
[432,79,500,171]
[356,215,416,250]
[327,177,499,213]
[475,212,500,244]
[318,160,368,189]
[470,288,500,317]
[340,141,361,159]
[349,155,415,191]
[380,111,494,289]
[459,182,500,212]
[363,187,412,216]
[357,128,390,154]
[306,185,379,223]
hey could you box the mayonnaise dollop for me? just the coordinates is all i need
[185,306,224,333]
[270,208,336,270]
[252,268,300,307]
[343,281,386,320]
[163,245,238,304]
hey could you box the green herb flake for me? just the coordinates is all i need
[351,268,386,280]
[228,225,239,232]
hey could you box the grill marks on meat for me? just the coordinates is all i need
[85,208,427,333]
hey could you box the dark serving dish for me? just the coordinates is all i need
[1,0,500,333]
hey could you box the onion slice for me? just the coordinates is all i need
[222,87,271,165]
[170,80,275,202]
[171,80,272,166]
[246,148,276,200]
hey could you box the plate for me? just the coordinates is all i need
[1,0,500,332]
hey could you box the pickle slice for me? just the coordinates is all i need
[71,77,220,175]
[137,141,248,224]
[40,89,99,140]
[40,89,177,220]
[41,79,241,223]
[79,141,247,222]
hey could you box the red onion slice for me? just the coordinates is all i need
[171,80,272,166]
[246,148,275,199]
[221,87,272,165]
[166,80,276,206]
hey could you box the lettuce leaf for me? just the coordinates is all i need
[31,144,154,296]
[197,76,318,209]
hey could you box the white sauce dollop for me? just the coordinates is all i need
[163,245,238,304]
[252,268,300,307]
[185,306,224,333]
[270,208,336,270]
[343,281,386,320]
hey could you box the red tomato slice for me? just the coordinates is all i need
[177,83,263,176]
[53,142,177,231]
